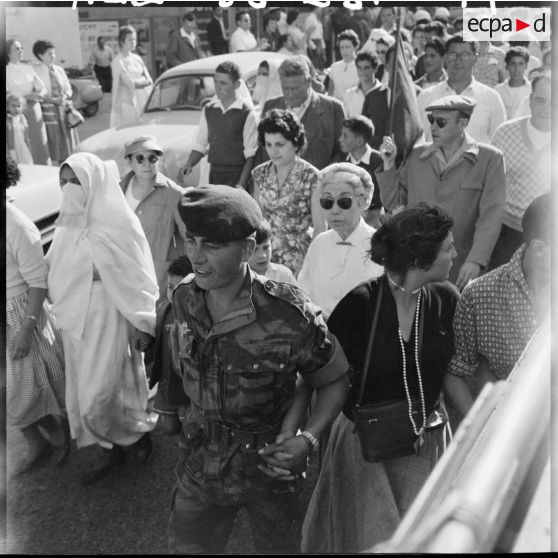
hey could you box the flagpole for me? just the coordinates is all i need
[387,7,402,135]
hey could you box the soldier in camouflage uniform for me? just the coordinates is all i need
[168,185,350,553]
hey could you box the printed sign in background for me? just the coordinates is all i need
[464,6,551,42]
[79,20,120,68]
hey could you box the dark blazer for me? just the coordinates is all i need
[361,82,389,150]
[206,17,229,55]
[166,30,204,68]
[259,90,345,170]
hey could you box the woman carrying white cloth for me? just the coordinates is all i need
[46,152,159,485]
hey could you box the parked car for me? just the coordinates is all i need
[66,66,104,117]
[8,164,62,251]
[75,51,287,185]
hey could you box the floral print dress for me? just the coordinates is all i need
[252,157,319,275]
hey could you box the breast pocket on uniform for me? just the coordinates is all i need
[220,339,292,421]
[174,322,201,403]
[461,179,482,190]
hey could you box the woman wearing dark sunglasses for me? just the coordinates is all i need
[301,203,460,553]
[298,162,383,321]
[120,135,187,299]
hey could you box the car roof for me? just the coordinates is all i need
[159,51,287,80]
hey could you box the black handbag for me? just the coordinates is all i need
[352,280,426,463]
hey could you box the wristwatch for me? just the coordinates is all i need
[299,430,319,453]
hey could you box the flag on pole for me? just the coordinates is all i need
[387,14,424,167]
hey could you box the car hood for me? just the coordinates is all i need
[75,111,201,183]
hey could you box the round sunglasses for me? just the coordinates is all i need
[130,153,160,164]
[319,197,354,210]
[426,113,459,129]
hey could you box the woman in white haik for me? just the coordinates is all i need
[46,152,159,485]
[298,162,383,321]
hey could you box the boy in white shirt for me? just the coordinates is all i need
[495,46,531,119]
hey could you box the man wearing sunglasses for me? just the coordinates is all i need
[417,35,506,144]
[376,95,505,291]
[120,135,187,298]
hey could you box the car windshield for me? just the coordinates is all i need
[144,75,216,112]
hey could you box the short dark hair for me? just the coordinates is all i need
[337,29,360,50]
[215,61,241,83]
[235,11,249,24]
[286,9,300,26]
[426,21,447,38]
[32,39,55,60]
[505,45,530,65]
[168,255,193,277]
[5,157,20,190]
[522,192,551,243]
[182,12,196,23]
[424,37,446,57]
[343,116,374,143]
[355,50,379,69]
[370,203,454,274]
[255,219,273,245]
[263,12,279,28]
[445,33,478,55]
[258,108,306,154]
[117,26,136,47]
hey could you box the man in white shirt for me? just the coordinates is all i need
[417,34,506,144]
[343,51,381,118]
[230,11,268,53]
[495,46,532,119]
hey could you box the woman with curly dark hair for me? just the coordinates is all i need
[301,203,460,553]
[5,157,69,473]
[252,108,325,274]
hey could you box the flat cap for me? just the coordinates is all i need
[425,95,477,115]
[178,185,262,242]
[124,135,163,157]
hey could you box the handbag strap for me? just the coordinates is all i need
[355,278,384,407]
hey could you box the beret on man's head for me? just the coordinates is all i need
[425,95,477,116]
[178,185,263,243]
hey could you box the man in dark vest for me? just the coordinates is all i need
[182,61,258,188]
[258,56,345,170]
[166,12,205,69]
[206,6,229,55]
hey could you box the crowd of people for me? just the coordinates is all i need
[5,4,552,555]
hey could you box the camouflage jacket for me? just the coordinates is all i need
[170,269,348,503]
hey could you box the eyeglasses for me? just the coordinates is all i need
[427,113,459,128]
[132,153,159,164]
[447,52,474,62]
[319,197,354,210]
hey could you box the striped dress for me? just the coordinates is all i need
[6,202,65,429]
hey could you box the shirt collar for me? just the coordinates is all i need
[180,28,196,41]
[348,144,373,165]
[506,244,529,288]
[207,95,244,112]
[419,132,479,162]
[286,89,313,112]
[444,76,479,95]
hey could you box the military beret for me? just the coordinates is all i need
[124,135,163,157]
[178,185,263,242]
[425,95,477,115]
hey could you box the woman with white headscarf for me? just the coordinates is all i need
[46,152,159,485]
[252,59,283,114]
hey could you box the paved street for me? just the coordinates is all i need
[78,91,112,142]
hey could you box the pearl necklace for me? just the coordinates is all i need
[387,273,422,295]
[397,289,426,436]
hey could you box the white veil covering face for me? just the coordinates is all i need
[46,153,158,339]
[253,59,283,113]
